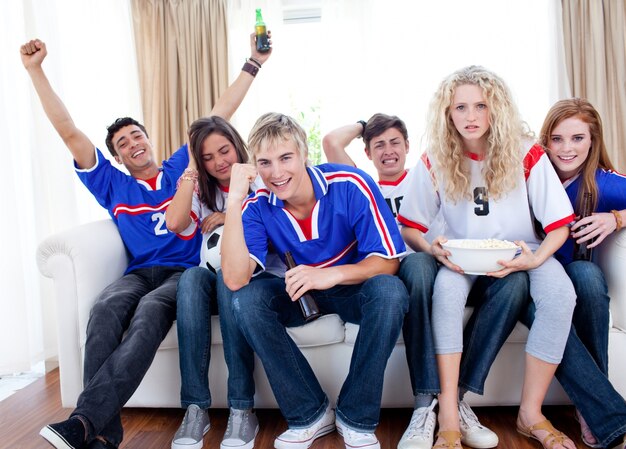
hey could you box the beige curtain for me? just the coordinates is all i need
[561,0,626,172]
[131,0,229,160]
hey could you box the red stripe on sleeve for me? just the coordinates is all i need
[523,144,545,180]
[397,214,429,233]
[544,214,575,234]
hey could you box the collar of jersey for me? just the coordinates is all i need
[268,165,328,208]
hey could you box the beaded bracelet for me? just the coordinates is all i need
[611,209,623,231]
[180,167,198,183]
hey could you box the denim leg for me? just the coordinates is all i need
[232,277,327,427]
[565,261,610,374]
[522,303,626,448]
[73,267,182,446]
[217,270,268,410]
[459,271,529,394]
[177,267,216,409]
[317,275,408,432]
[397,253,440,395]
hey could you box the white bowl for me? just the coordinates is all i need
[441,239,520,275]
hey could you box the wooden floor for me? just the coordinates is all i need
[0,369,587,449]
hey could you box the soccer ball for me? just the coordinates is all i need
[200,225,223,273]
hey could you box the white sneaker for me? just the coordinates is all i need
[274,405,335,449]
[397,398,437,449]
[336,420,380,449]
[458,400,498,448]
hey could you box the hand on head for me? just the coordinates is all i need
[20,39,47,69]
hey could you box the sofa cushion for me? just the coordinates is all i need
[344,307,531,346]
[155,313,347,351]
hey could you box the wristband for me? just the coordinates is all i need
[248,56,262,68]
[357,120,367,138]
[611,210,623,231]
[241,62,259,77]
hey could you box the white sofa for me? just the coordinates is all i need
[37,219,626,409]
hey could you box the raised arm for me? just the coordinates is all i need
[322,122,362,166]
[165,145,197,233]
[209,32,273,121]
[221,163,259,290]
[21,39,96,169]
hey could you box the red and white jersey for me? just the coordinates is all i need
[378,169,442,250]
[378,170,410,221]
[398,142,575,249]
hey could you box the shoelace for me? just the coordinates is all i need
[342,426,376,442]
[190,408,204,435]
[458,401,483,429]
[177,407,201,436]
[406,402,437,439]
[281,427,315,439]
[226,410,246,436]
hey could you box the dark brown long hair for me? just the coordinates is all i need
[540,98,615,213]
[187,116,249,212]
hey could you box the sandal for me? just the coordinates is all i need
[575,409,601,448]
[516,418,576,449]
[433,431,462,449]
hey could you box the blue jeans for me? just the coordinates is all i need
[566,260,610,374]
[458,272,529,394]
[231,274,408,432]
[217,270,265,410]
[397,252,440,395]
[176,267,217,409]
[520,260,626,448]
[522,299,626,448]
[72,266,184,446]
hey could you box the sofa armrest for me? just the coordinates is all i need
[597,228,626,331]
[37,219,128,406]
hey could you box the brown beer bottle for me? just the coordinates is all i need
[573,192,594,261]
[255,8,271,53]
[284,251,321,322]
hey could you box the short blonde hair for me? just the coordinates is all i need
[427,66,531,202]
[248,113,309,163]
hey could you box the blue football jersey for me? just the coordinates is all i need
[241,163,406,271]
[76,145,201,273]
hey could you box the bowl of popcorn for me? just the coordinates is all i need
[441,238,521,275]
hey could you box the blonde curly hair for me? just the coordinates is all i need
[426,66,532,202]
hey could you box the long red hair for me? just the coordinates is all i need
[540,98,615,213]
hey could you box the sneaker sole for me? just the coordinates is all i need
[460,435,499,449]
[274,423,335,449]
[221,426,258,449]
[336,427,380,449]
[171,424,210,449]
[40,426,78,449]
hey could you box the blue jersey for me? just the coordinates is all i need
[557,168,626,265]
[241,163,405,272]
[76,145,201,273]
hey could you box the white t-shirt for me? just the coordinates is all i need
[398,142,575,249]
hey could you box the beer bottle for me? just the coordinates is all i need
[284,251,321,322]
[255,8,271,53]
[573,192,594,261]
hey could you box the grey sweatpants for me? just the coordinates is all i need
[432,256,576,364]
